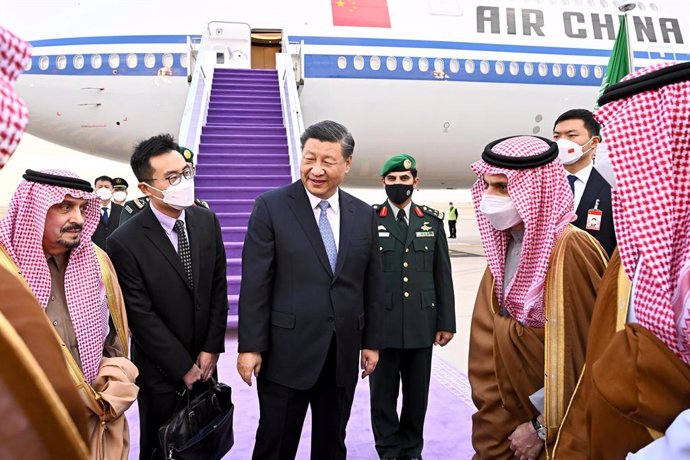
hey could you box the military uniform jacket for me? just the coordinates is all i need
[375,201,456,349]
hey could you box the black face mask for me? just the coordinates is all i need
[385,184,414,205]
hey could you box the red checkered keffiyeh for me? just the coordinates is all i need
[471,136,576,327]
[596,62,690,364]
[0,170,108,383]
[0,26,31,169]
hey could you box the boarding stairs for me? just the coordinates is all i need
[178,23,304,321]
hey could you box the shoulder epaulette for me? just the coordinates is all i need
[195,198,209,209]
[134,197,147,209]
[420,205,444,220]
[372,204,380,210]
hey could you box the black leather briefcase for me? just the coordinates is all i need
[157,379,234,460]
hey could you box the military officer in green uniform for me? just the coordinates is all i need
[119,145,209,225]
[370,154,456,460]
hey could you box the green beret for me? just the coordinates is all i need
[178,146,194,163]
[112,177,128,188]
[380,154,417,176]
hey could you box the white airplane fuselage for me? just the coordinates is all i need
[3,0,689,187]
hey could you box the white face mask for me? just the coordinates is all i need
[113,190,127,202]
[96,187,112,201]
[479,194,523,231]
[147,178,195,210]
[557,138,595,166]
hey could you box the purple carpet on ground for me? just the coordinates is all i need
[125,331,476,459]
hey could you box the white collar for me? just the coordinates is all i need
[305,188,340,215]
[571,161,594,184]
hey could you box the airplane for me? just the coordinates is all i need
[3,0,689,188]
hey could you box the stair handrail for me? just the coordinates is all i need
[178,34,217,160]
[276,47,305,181]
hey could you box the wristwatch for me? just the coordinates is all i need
[531,416,547,441]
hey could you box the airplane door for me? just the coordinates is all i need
[251,30,282,69]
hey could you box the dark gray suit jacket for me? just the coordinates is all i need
[238,180,384,390]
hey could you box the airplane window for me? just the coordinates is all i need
[73,55,84,70]
[650,3,658,11]
[38,56,49,71]
[524,62,534,76]
[495,61,505,75]
[588,0,595,6]
[91,54,102,69]
[162,53,174,68]
[109,54,120,69]
[56,55,67,70]
[552,63,562,77]
[465,59,475,74]
[594,65,604,79]
[144,54,156,68]
[600,0,608,7]
[580,65,590,78]
[509,62,519,75]
[567,64,576,77]
[434,59,444,72]
[418,57,429,72]
[353,55,364,70]
[180,54,189,69]
[337,56,347,70]
[449,59,460,73]
[480,60,490,74]
[127,54,138,69]
[538,63,548,77]
[24,58,32,71]
[574,0,583,5]
[402,57,413,72]
[562,0,570,5]
[386,56,397,71]
[637,3,646,10]
[370,56,381,71]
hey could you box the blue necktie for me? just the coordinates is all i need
[567,175,577,193]
[318,200,337,272]
[101,207,109,225]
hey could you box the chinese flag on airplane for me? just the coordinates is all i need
[331,0,391,28]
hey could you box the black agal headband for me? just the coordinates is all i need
[23,169,94,192]
[481,136,559,170]
[598,61,690,106]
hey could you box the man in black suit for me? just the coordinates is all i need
[237,120,384,460]
[553,109,616,255]
[92,175,123,250]
[107,134,228,460]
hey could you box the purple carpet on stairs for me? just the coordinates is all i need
[125,331,476,459]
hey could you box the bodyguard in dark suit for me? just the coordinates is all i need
[553,109,616,256]
[92,175,123,250]
[237,120,384,460]
[370,155,455,460]
[107,134,228,460]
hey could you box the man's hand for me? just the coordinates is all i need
[361,349,378,378]
[237,352,262,386]
[196,351,219,381]
[182,364,203,390]
[508,421,544,460]
[434,331,454,347]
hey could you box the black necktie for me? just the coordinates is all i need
[173,220,193,289]
[397,209,408,236]
[567,175,577,193]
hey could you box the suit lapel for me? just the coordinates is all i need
[140,206,192,291]
[333,191,354,280]
[287,181,333,276]
[406,204,422,247]
[576,168,606,219]
[383,202,407,244]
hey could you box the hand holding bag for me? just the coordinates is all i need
[157,379,234,460]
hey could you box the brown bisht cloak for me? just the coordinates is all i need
[469,226,607,459]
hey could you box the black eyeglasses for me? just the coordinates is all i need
[145,165,196,186]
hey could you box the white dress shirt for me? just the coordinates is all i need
[569,162,593,210]
[100,201,112,218]
[306,188,341,250]
[150,203,187,253]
